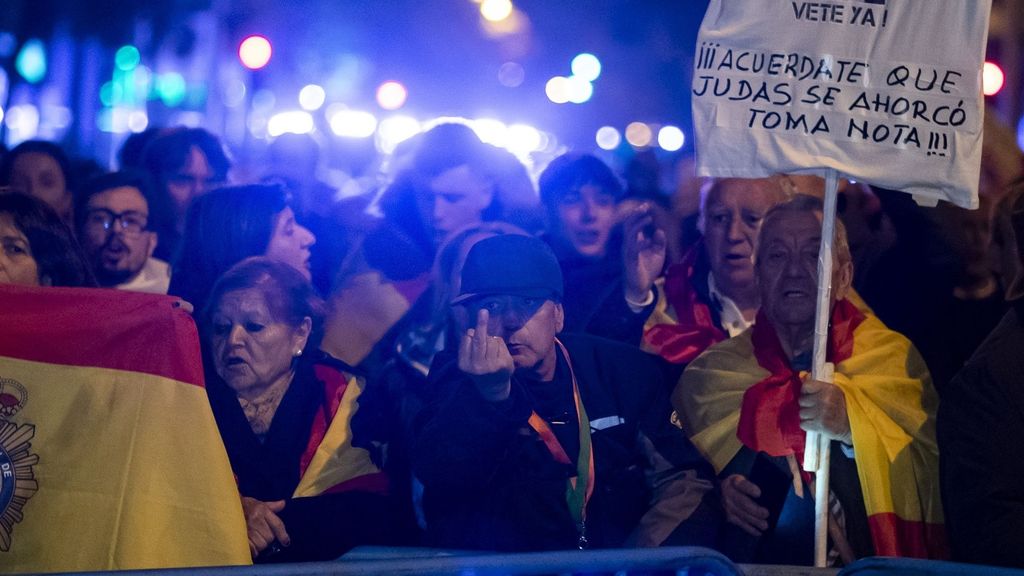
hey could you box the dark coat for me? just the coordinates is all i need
[207,352,407,562]
[411,332,721,551]
[939,301,1024,568]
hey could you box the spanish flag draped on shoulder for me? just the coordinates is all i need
[0,284,251,572]
[676,300,946,558]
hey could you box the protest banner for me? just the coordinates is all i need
[691,0,990,565]
[0,285,251,572]
[692,0,991,209]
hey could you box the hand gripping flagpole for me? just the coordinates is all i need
[803,169,839,567]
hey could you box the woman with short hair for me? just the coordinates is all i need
[202,257,401,562]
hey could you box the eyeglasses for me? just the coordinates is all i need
[85,208,149,235]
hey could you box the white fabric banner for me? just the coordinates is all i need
[692,0,991,209]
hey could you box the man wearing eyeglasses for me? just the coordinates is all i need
[75,171,170,294]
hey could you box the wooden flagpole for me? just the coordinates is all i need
[804,168,840,567]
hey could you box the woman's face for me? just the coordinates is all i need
[166,146,221,219]
[209,287,310,398]
[0,213,41,286]
[10,153,70,220]
[264,207,316,280]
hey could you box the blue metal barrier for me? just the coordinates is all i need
[38,547,743,576]
[839,557,1024,576]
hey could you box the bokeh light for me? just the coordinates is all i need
[657,125,685,151]
[472,118,508,146]
[571,53,601,82]
[268,110,314,137]
[376,81,408,110]
[625,122,653,147]
[128,110,149,133]
[115,45,141,71]
[506,123,542,156]
[983,61,1005,97]
[6,104,40,142]
[330,109,378,138]
[46,106,72,130]
[480,0,514,22]
[155,73,186,107]
[15,39,47,84]
[545,76,570,104]
[498,62,525,88]
[133,65,152,95]
[99,82,121,107]
[595,126,621,150]
[97,108,129,134]
[566,76,593,104]
[298,84,326,110]
[239,35,272,70]
[377,115,422,153]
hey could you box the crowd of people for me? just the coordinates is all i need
[1,114,1023,567]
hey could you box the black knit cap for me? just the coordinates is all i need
[452,234,564,305]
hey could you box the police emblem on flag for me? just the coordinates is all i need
[0,378,38,553]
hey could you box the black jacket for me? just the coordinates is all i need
[207,352,407,561]
[939,302,1024,568]
[412,333,721,551]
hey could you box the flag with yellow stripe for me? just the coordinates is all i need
[676,301,946,558]
[0,284,251,572]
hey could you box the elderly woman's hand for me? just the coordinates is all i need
[241,496,290,558]
[799,377,853,444]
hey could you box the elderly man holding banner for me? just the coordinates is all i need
[689,0,990,565]
[674,196,944,564]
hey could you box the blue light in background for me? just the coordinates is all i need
[15,39,47,84]
[115,45,140,71]
[156,73,187,107]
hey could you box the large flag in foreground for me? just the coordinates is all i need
[0,285,251,572]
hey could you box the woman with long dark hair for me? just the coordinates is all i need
[169,184,314,313]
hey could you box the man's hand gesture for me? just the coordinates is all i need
[622,203,667,303]
[458,309,515,402]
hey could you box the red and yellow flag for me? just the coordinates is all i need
[0,285,251,572]
[321,271,430,366]
[676,301,946,558]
